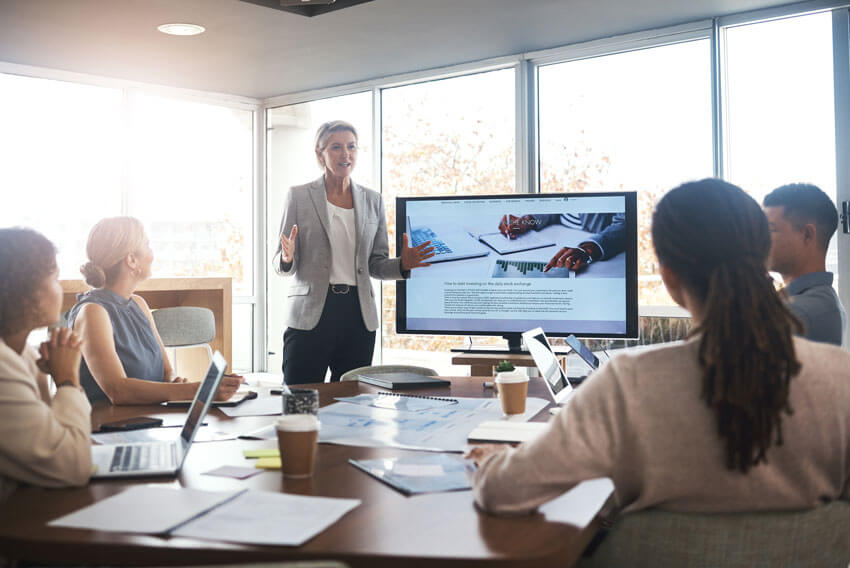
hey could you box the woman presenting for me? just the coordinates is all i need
[274,120,434,384]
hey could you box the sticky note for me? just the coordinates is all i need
[255,457,282,470]
[243,448,280,459]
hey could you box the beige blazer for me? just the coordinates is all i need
[0,339,92,501]
[273,176,404,331]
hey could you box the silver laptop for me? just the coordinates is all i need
[522,327,574,406]
[91,351,227,478]
[406,216,489,263]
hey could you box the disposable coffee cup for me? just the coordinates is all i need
[495,371,529,415]
[276,414,320,478]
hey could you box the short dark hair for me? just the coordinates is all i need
[0,228,57,335]
[763,183,838,251]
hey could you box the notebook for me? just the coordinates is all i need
[336,392,458,412]
[467,420,549,443]
[349,454,474,495]
[478,231,556,255]
[356,372,451,390]
[90,351,226,478]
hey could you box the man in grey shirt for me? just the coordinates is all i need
[763,183,846,346]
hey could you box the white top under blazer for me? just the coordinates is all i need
[327,201,357,286]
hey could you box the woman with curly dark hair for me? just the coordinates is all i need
[0,228,92,501]
[470,179,850,516]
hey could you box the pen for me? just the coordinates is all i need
[482,381,495,389]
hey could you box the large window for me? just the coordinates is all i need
[125,93,254,296]
[0,73,123,277]
[0,72,256,371]
[723,11,838,283]
[381,68,516,371]
[538,39,714,308]
[265,92,374,373]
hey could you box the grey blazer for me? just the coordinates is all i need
[273,176,404,331]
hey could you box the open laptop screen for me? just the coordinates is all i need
[180,351,226,446]
[523,327,573,405]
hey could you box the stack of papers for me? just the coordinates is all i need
[49,485,360,547]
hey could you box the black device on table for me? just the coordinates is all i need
[99,416,163,432]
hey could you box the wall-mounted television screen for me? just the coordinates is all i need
[395,191,638,350]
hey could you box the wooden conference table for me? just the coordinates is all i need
[0,378,602,567]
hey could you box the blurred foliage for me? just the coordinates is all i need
[379,100,677,354]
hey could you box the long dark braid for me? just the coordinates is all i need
[652,179,801,473]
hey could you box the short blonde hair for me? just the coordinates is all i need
[80,217,147,288]
[314,120,358,168]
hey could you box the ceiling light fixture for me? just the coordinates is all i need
[157,23,206,36]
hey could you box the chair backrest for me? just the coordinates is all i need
[577,501,850,568]
[152,306,216,347]
[340,364,438,382]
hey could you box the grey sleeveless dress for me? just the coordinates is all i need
[66,288,164,402]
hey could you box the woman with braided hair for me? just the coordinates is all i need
[470,178,850,515]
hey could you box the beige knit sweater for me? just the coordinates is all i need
[474,336,850,515]
[0,338,92,501]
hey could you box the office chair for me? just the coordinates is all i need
[152,306,215,374]
[577,501,850,568]
[340,364,438,382]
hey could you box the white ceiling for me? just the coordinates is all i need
[0,0,799,100]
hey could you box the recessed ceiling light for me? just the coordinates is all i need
[157,23,205,36]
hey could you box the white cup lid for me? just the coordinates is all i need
[495,371,528,384]
[277,414,320,431]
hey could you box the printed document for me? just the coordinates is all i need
[48,485,241,534]
[172,491,360,546]
[48,485,360,546]
[318,396,550,452]
[538,477,615,529]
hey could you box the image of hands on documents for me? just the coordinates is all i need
[407,212,625,280]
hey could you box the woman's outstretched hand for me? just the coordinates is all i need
[400,233,435,271]
[280,225,298,264]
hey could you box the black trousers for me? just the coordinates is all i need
[282,286,376,385]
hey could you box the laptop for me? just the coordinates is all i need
[406,216,489,263]
[522,327,574,407]
[91,351,227,478]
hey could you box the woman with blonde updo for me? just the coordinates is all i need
[67,217,241,404]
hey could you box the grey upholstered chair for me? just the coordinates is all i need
[340,364,438,382]
[152,306,215,362]
[577,501,850,568]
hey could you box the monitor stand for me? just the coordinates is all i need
[450,333,528,354]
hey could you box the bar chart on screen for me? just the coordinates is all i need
[491,259,573,278]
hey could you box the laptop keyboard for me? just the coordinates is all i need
[110,443,177,472]
[411,227,452,254]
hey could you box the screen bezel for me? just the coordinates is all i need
[395,191,639,340]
